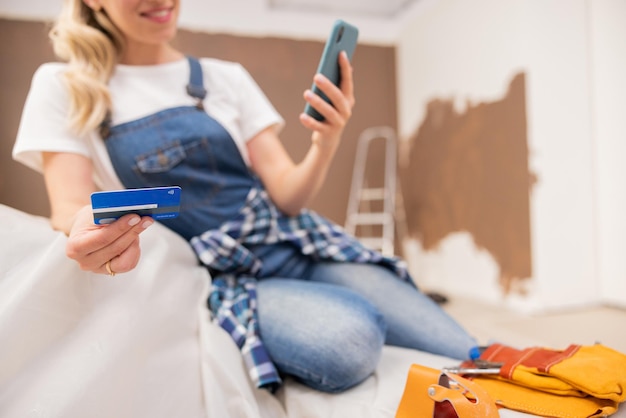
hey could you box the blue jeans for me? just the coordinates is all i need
[256,261,477,393]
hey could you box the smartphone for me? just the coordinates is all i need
[304,19,359,121]
[91,186,182,225]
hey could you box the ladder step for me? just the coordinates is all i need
[359,188,387,200]
[347,212,394,225]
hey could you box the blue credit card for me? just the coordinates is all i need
[91,186,181,225]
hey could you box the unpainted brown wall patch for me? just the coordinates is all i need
[400,73,533,294]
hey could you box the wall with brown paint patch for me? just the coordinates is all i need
[401,73,533,293]
[0,18,397,227]
[396,0,602,311]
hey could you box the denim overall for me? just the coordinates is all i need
[103,57,416,391]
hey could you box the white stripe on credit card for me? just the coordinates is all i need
[92,203,158,213]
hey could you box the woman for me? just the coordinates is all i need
[13,0,477,393]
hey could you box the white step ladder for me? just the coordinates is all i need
[345,126,402,257]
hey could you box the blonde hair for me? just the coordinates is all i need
[50,0,125,135]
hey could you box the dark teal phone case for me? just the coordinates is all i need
[304,19,359,121]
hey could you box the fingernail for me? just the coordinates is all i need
[142,220,154,229]
[128,217,140,226]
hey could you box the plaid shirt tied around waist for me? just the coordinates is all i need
[190,187,412,391]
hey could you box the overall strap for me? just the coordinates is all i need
[100,56,207,139]
[186,56,208,109]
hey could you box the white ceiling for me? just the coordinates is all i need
[268,0,419,18]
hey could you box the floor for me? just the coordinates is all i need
[441,295,626,354]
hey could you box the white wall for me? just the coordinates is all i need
[590,0,626,308]
[396,0,601,312]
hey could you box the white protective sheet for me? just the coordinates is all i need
[0,204,623,418]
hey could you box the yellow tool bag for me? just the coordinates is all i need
[395,343,626,418]
[460,343,626,417]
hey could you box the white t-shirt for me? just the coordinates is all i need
[13,58,285,190]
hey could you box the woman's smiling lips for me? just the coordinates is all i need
[140,7,173,24]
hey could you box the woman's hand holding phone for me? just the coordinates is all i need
[301,52,355,148]
[301,20,358,151]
